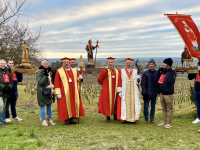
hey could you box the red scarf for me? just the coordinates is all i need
[89,43,93,49]
[125,68,133,78]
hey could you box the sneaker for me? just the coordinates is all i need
[164,124,172,128]
[198,130,200,133]
[157,123,166,127]
[5,118,11,122]
[47,117,56,125]
[150,120,156,124]
[13,116,23,121]
[192,118,200,124]
[145,119,149,124]
[42,120,48,126]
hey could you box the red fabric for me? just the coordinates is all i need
[167,14,200,61]
[89,43,93,49]
[98,69,117,117]
[124,58,134,62]
[54,68,84,121]
[3,74,10,83]
[11,73,17,81]
[195,73,200,82]
[158,74,166,84]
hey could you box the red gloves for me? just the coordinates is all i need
[96,44,99,48]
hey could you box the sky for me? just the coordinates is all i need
[18,0,200,58]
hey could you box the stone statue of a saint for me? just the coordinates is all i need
[22,42,30,63]
[85,39,98,66]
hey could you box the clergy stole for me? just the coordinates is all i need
[108,68,118,116]
[125,73,135,122]
[57,67,79,118]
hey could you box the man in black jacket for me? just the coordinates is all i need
[141,59,159,124]
[157,58,176,129]
[188,62,200,125]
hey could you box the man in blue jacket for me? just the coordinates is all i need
[157,58,176,129]
[141,59,159,124]
[5,60,23,122]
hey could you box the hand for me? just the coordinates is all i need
[96,44,99,48]
[3,85,12,94]
[143,94,148,101]
[57,94,62,99]
[79,74,83,79]
[158,67,164,72]
[119,92,122,98]
[48,67,52,72]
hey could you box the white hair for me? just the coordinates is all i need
[41,60,49,65]
[0,59,6,64]
[0,59,6,68]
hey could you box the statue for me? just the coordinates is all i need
[85,39,99,67]
[22,42,30,63]
[182,46,193,68]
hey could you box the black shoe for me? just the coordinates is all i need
[113,114,117,120]
[69,121,77,124]
[107,117,111,122]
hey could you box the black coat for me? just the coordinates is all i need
[158,68,176,95]
[188,73,200,91]
[141,69,159,99]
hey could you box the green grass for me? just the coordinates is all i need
[1,85,200,150]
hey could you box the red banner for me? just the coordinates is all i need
[167,14,200,61]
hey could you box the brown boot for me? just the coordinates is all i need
[150,120,156,124]
[47,117,56,125]
[145,119,149,124]
[64,120,69,125]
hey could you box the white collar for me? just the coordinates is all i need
[66,68,70,71]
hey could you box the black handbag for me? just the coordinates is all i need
[42,88,51,96]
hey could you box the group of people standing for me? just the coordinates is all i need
[0,59,23,127]
[1,56,200,132]
[98,57,176,129]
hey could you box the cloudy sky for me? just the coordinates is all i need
[19,0,200,58]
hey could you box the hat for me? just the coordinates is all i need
[60,57,70,62]
[148,58,155,65]
[163,58,173,67]
[124,58,134,62]
[70,58,76,62]
[106,57,116,62]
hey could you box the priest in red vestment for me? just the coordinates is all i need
[117,58,141,123]
[98,57,119,122]
[54,57,85,125]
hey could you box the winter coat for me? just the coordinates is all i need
[188,73,200,91]
[158,68,176,95]
[0,68,13,97]
[141,69,159,99]
[6,67,23,99]
[36,66,54,106]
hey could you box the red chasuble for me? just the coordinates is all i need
[54,67,85,121]
[98,68,119,117]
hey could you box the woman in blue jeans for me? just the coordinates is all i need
[36,60,56,126]
[141,59,159,124]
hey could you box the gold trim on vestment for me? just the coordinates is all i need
[55,88,61,94]
[107,68,118,116]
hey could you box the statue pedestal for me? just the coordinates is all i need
[86,64,95,68]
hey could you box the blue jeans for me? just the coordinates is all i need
[40,104,51,120]
[144,98,157,120]
[5,98,17,119]
[194,91,200,119]
[0,97,7,124]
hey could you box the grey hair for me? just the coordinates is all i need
[0,59,6,64]
[41,60,49,65]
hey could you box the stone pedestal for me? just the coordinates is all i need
[86,64,95,68]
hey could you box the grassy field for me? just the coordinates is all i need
[0,78,200,150]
